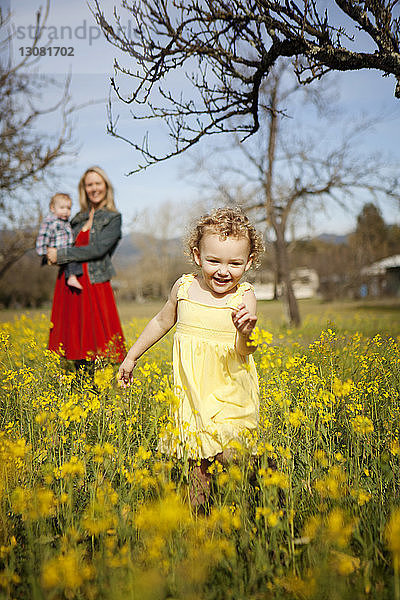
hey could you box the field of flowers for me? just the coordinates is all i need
[0,301,400,599]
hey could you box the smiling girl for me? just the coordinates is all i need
[118,207,264,507]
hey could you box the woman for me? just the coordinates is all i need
[47,166,126,367]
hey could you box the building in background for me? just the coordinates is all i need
[253,268,319,301]
[361,255,400,297]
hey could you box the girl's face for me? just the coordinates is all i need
[84,171,107,208]
[193,232,252,295]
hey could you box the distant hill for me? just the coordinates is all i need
[113,231,351,268]
[114,232,181,266]
[114,231,350,265]
[316,233,349,245]
[114,232,146,260]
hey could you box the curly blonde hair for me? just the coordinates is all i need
[186,207,264,268]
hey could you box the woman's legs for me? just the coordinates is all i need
[74,359,95,379]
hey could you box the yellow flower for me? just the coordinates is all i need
[255,506,282,527]
[326,508,354,548]
[0,569,20,589]
[208,505,242,534]
[277,572,316,598]
[81,481,118,536]
[315,466,347,499]
[249,327,273,347]
[277,446,292,460]
[136,493,191,537]
[217,472,229,486]
[55,456,85,480]
[258,468,289,489]
[257,442,275,456]
[350,489,372,506]
[41,549,94,592]
[288,408,307,428]
[314,449,329,468]
[390,440,400,456]
[136,445,152,461]
[59,492,69,504]
[351,415,374,436]
[302,514,322,542]
[11,486,56,521]
[94,364,114,390]
[333,377,353,397]
[228,464,242,483]
[331,550,360,576]
[386,508,400,558]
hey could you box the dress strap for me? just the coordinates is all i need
[177,273,195,300]
[227,282,254,308]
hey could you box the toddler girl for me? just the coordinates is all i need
[118,207,264,507]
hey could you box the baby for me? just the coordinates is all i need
[36,193,83,290]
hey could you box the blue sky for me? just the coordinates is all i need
[3,0,400,237]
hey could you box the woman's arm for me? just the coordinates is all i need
[117,279,180,387]
[56,212,121,265]
[232,290,258,355]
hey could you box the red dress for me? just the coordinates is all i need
[48,230,126,361]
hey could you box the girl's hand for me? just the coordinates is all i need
[47,247,57,264]
[232,303,257,337]
[117,357,137,388]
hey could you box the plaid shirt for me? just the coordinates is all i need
[36,213,73,256]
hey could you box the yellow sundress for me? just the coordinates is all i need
[161,273,259,460]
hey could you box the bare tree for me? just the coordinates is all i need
[0,245,57,308]
[0,4,73,201]
[0,4,75,279]
[116,201,190,300]
[93,0,400,171]
[192,61,399,325]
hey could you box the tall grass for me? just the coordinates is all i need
[0,301,399,599]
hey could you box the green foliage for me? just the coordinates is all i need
[0,306,399,598]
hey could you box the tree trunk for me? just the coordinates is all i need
[264,79,301,326]
[275,224,301,326]
[273,240,280,300]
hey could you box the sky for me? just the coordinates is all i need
[2,0,400,238]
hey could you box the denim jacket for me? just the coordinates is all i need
[57,208,121,284]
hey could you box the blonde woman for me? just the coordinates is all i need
[47,166,125,369]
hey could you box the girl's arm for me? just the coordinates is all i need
[232,290,258,355]
[117,279,180,387]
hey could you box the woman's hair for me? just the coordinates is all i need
[78,166,117,211]
[186,207,264,267]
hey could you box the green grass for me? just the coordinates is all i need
[0,297,400,599]
[1,296,399,331]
